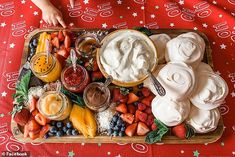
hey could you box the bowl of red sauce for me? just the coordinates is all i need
[61,65,90,93]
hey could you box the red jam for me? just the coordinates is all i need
[61,65,90,93]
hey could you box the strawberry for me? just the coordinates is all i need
[50,32,58,39]
[91,71,104,82]
[31,109,39,118]
[115,103,127,113]
[125,123,137,137]
[51,36,60,49]
[141,94,154,106]
[29,97,37,112]
[29,131,40,140]
[127,93,139,104]
[64,35,71,49]
[27,119,41,132]
[39,124,50,138]
[146,115,154,126]
[137,122,150,136]
[127,104,136,114]
[54,53,66,68]
[137,103,146,111]
[171,123,195,139]
[57,49,70,59]
[141,87,151,97]
[13,108,30,126]
[144,107,152,115]
[138,111,148,123]
[35,113,47,126]
[120,113,134,124]
[151,123,158,131]
[112,88,128,103]
[135,110,141,122]
[58,30,65,41]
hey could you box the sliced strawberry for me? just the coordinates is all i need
[137,103,146,111]
[54,53,66,68]
[115,103,127,113]
[29,131,40,140]
[58,30,65,41]
[125,123,137,137]
[31,109,39,118]
[112,88,128,103]
[91,71,103,82]
[137,122,150,136]
[51,36,60,49]
[127,104,136,114]
[39,124,50,138]
[141,94,154,106]
[64,35,71,49]
[13,108,30,126]
[120,113,134,124]
[138,111,148,123]
[29,97,37,112]
[146,114,154,126]
[57,49,70,59]
[144,107,152,115]
[27,119,41,132]
[23,123,29,138]
[151,123,158,131]
[50,32,58,39]
[172,123,186,139]
[135,110,141,122]
[35,113,47,126]
[127,93,139,104]
[141,87,151,97]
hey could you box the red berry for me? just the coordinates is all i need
[138,103,146,111]
[141,87,151,97]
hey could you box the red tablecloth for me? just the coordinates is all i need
[0,0,235,157]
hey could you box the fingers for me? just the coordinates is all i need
[70,0,75,8]
[56,16,66,28]
[52,18,58,26]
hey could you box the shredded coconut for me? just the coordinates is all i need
[96,108,114,134]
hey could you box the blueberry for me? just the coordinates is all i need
[50,126,57,133]
[113,130,118,137]
[56,130,64,137]
[51,121,56,126]
[32,38,38,46]
[112,115,118,122]
[56,121,63,128]
[113,125,119,131]
[107,128,113,136]
[62,126,67,133]
[44,133,49,139]
[121,123,125,127]
[66,129,72,136]
[109,121,115,128]
[30,47,35,53]
[72,129,79,135]
[48,132,55,137]
[29,42,34,49]
[136,91,143,97]
[117,119,123,127]
[137,83,144,89]
[66,122,72,129]
[119,131,125,137]
[121,126,126,132]
[133,102,139,106]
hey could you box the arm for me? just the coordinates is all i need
[31,0,66,28]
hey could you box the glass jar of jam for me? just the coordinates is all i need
[30,53,62,82]
[37,91,72,121]
[61,65,90,93]
[75,33,100,58]
[83,82,110,112]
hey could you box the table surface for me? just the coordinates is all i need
[0,0,235,157]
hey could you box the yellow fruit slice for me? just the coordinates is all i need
[84,107,97,138]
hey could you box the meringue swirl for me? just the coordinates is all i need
[157,62,196,101]
[152,96,191,127]
[190,71,229,110]
[196,62,213,73]
[186,105,220,133]
[165,36,204,68]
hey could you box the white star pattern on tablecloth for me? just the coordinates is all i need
[202,23,208,28]
[10,43,15,48]
[20,14,23,18]
[141,6,145,10]
[30,6,32,8]
[21,0,26,4]
[220,43,226,49]
[127,7,130,10]
[132,12,137,17]
[40,20,43,24]
[213,1,217,4]
[170,23,175,27]
[231,12,235,16]
[1,22,6,27]
[232,152,235,155]
[102,23,108,28]
[33,11,38,16]
[155,6,159,9]
[69,23,74,26]
[107,152,111,155]
[181,150,184,154]
[3,41,6,44]
[115,154,121,157]
[231,92,235,97]
[194,27,198,30]
[1,91,7,97]
[151,14,155,18]
[117,0,122,5]
[56,151,59,154]
[9,61,12,63]
[140,21,143,24]
[83,0,89,4]
[219,14,223,18]
[178,0,184,5]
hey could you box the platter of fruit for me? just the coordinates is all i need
[11,28,226,144]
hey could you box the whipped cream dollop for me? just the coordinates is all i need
[100,30,156,82]
[190,71,228,110]
[165,33,205,69]
[157,62,196,101]
[152,96,191,127]
[186,105,220,133]
[196,62,213,73]
[149,34,171,64]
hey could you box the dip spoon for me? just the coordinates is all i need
[147,70,166,96]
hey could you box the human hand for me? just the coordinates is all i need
[42,4,66,28]
[70,0,75,8]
